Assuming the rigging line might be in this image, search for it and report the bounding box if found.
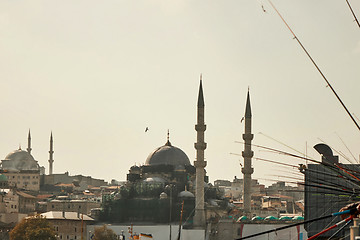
[268,174,303,181]
[235,141,321,165]
[305,167,360,187]
[254,157,299,168]
[267,0,360,132]
[258,132,309,157]
[305,174,359,192]
[328,218,353,240]
[307,216,354,240]
[302,174,355,190]
[335,163,360,181]
[240,141,359,185]
[335,132,358,163]
[299,182,356,195]
[345,0,360,28]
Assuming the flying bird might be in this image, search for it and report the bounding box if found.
[262,5,267,13]
[145,127,149,132]
[240,117,245,123]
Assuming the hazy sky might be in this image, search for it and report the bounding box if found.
[1,0,359,186]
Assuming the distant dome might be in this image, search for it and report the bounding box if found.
[145,140,190,166]
[279,216,292,220]
[237,216,248,222]
[265,216,278,221]
[178,190,195,198]
[292,216,304,220]
[2,149,39,171]
[143,177,166,183]
[160,192,168,199]
[251,216,263,221]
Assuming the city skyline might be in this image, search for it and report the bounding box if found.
[1,0,359,186]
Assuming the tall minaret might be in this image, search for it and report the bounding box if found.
[241,90,254,217]
[193,76,207,228]
[48,132,54,175]
[27,129,32,154]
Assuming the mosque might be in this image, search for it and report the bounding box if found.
[100,79,212,225]
[0,131,46,191]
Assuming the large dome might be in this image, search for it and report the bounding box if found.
[145,140,191,166]
[1,149,39,171]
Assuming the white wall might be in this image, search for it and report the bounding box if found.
[87,224,205,240]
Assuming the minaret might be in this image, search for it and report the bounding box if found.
[193,76,207,228]
[27,129,32,154]
[241,90,254,217]
[49,132,54,175]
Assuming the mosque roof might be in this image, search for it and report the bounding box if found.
[1,148,39,171]
[145,139,190,166]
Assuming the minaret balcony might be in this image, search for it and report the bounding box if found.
[242,133,254,140]
[195,124,207,131]
[241,167,254,174]
[194,142,207,150]
[242,151,254,158]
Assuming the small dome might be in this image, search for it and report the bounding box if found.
[160,192,168,199]
[129,165,140,174]
[292,216,304,220]
[264,216,278,221]
[143,177,166,183]
[251,216,263,221]
[237,216,248,222]
[178,190,195,198]
[279,216,292,220]
[145,140,190,166]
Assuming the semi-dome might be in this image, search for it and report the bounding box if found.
[145,140,190,166]
[1,148,39,171]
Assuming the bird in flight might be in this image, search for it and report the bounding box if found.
[145,127,149,132]
[262,5,267,13]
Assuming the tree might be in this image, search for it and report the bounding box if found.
[94,225,118,240]
[10,215,57,240]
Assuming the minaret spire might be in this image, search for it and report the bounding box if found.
[165,129,172,146]
[27,129,32,154]
[242,89,254,217]
[193,75,207,228]
[48,132,54,175]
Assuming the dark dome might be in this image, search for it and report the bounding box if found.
[145,140,191,166]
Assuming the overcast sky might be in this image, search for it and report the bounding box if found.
[1,0,359,186]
